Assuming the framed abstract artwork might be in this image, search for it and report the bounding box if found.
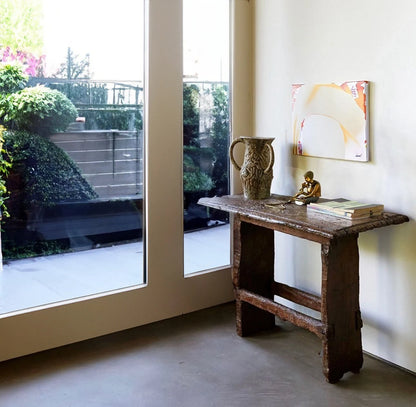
[292,81,369,161]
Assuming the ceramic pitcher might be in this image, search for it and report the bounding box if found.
[229,137,275,200]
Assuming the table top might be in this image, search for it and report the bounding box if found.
[199,194,409,242]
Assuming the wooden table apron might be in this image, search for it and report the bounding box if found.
[199,195,409,383]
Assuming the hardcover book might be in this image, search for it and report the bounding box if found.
[308,199,384,219]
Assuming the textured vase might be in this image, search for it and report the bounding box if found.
[229,137,275,200]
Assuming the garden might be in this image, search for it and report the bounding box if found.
[0,61,98,258]
[0,58,229,260]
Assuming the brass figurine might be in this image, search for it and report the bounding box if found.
[290,170,321,205]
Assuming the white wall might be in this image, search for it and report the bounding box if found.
[253,0,416,372]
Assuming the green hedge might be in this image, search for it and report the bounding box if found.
[4,129,97,206]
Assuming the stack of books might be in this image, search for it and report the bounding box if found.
[308,199,384,220]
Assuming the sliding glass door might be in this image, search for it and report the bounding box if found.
[0,0,251,362]
[183,0,231,275]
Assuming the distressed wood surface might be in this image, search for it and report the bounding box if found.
[272,281,321,312]
[237,289,329,339]
[199,194,409,243]
[233,216,275,336]
[320,234,363,383]
[199,195,409,383]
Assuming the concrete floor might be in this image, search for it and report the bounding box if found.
[0,303,415,407]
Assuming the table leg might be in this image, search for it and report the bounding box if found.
[321,234,363,383]
[234,216,275,336]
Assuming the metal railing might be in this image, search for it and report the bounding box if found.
[28,77,143,107]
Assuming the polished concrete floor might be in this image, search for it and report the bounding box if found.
[0,303,415,407]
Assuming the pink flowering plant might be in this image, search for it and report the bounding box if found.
[0,46,45,77]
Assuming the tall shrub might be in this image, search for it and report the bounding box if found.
[183,83,200,146]
[211,83,230,196]
[183,83,215,194]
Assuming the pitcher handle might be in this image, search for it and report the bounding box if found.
[229,137,244,171]
[264,142,274,174]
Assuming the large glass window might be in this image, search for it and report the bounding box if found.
[183,0,231,275]
[0,0,145,314]
[0,0,240,362]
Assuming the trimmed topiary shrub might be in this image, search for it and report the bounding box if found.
[1,129,99,258]
[3,129,98,206]
[0,85,78,135]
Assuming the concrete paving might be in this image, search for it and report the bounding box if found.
[0,225,230,315]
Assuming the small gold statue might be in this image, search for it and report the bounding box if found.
[290,170,321,205]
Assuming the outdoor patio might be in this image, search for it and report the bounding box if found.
[0,225,230,315]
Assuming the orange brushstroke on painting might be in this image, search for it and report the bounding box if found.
[339,122,361,146]
[306,83,341,105]
[340,81,367,118]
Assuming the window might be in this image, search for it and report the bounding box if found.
[183,0,231,275]
[0,0,145,314]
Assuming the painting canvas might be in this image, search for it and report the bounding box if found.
[292,81,369,161]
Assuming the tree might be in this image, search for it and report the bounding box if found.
[0,0,44,55]
[52,47,90,80]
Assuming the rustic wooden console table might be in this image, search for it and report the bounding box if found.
[198,194,409,383]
